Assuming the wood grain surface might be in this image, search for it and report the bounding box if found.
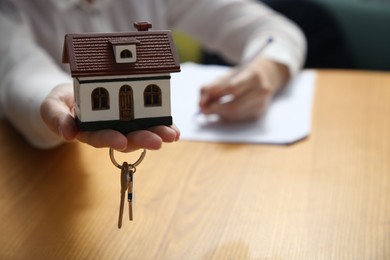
[0,70,389,259]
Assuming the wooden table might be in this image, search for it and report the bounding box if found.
[1,70,390,259]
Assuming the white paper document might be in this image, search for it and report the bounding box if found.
[171,63,317,145]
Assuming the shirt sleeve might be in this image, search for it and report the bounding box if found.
[0,3,71,149]
[166,0,306,76]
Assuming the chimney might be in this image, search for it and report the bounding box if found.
[134,22,152,31]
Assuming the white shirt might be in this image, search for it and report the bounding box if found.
[0,0,306,148]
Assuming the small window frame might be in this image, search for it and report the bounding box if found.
[144,84,162,107]
[91,87,110,110]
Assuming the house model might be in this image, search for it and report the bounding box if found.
[62,22,181,133]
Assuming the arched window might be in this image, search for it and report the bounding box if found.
[144,84,162,107]
[120,49,132,59]
[91,87,109,110]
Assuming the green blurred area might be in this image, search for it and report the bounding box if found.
[173,31,202,63]
[312,0,390,71]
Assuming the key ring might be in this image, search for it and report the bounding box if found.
[109,148,147,170]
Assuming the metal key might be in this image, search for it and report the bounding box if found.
[118,162,130,229]
[110,148,146,228]
[128,167,134,221]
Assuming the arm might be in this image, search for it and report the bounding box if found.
[0,3,179,151]
[167,0,306,121]
[0,4,71,148]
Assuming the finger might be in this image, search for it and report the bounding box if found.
[124,130,163,152]
[225,67,261,98]
[199,85,225,111]
[77,124,180,152]
[40,91,78,141]
[199,85,239,115]
[199,67,243,108]
[209,87,271,121]
[58,112,79,141]
[77,129,128,151]
[148,125,180,142]
[170,124,181,141]
[200,68,260,112]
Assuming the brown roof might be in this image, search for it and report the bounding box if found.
[63,30,181,77]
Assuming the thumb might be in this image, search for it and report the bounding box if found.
[40,84,78,141]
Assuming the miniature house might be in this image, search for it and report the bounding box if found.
[62,22,181,133]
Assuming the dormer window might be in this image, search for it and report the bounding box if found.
[120,49,133,59]
[109,38,140,63]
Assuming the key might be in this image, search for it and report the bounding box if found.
[110,148,146,228]
[118,162,129,229]
[128,169,134,221]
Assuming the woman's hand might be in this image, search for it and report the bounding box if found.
[199,57,290,121]
[40,83,180,152]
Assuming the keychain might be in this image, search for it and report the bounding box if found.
[109,148,146,228]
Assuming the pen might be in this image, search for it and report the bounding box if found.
[241,36,273,67]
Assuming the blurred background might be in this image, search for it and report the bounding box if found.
[174,0,390,71]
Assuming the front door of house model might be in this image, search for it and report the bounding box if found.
[119,85,134,121]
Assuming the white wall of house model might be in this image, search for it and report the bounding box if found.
[74,73,171,122]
